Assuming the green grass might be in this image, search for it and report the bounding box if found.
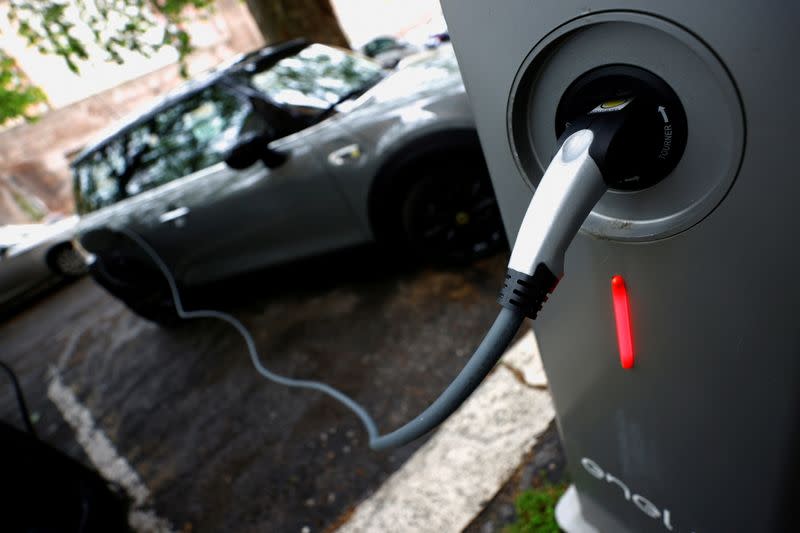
[504,483,568,533]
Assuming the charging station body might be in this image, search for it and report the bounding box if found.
[442,2,800,532]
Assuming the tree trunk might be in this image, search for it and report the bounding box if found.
[244,0,350,49]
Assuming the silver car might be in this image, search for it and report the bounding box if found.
[72,40,504,323]
[0,215,86,311]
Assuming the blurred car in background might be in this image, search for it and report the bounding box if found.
[402,12,450,51]
[424,31,450,49]
[72,39,505,324]
[0,215,86,311]
[360,36,418,68]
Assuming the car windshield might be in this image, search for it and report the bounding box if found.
[248,44,384,113]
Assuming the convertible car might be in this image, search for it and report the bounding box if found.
[72,40,505,323]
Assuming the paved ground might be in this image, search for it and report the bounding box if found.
[1,246,542,532]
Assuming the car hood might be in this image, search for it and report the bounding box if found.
[344,44,464,112]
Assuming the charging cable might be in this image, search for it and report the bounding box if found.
[120,227,522,450]
[117,95,654,450]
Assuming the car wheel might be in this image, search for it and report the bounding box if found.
[47,243,88,277]
[399,159,507,263]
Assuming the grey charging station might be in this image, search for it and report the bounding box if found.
[441,2,800,532]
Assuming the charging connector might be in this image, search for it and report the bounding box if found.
[500,95,662,319]
[500,129,605,319]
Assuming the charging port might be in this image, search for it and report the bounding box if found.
[555,65,688,191]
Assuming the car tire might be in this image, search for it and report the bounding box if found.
[394,156,507,263]
[47,243,88,277]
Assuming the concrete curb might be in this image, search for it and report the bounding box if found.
[336,329,554,533]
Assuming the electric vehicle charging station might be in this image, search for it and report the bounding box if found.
[441,2,800,532]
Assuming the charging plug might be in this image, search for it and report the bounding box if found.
[500,96,661,319]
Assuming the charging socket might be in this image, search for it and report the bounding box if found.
[507,13,744,242]
[556,65,687,192]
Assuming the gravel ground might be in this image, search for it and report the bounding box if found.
[1,246,520,532]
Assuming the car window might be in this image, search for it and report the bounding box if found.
[124,87,250,196]
[74,148,124,214]
[248,44,383,113]
[73,86,251,213]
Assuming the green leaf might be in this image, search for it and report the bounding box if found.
[0,49,48,125]
[6,0,206,75]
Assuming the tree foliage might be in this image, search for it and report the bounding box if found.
[0,49,47,125]
[0,0,350,125]
[8,0,212,74]
[1,0,212,125]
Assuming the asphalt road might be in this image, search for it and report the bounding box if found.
[0,247,511,532]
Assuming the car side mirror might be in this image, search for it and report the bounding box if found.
[224,132,288,170]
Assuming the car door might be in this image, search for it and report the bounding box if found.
[131,85,365,286]
[89,86,257,273]
[170,43,389,284]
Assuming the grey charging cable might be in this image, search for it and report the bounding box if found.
[114,98,655,450]
[119,227,524,450]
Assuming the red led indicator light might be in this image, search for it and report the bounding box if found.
[611,275,635,369]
